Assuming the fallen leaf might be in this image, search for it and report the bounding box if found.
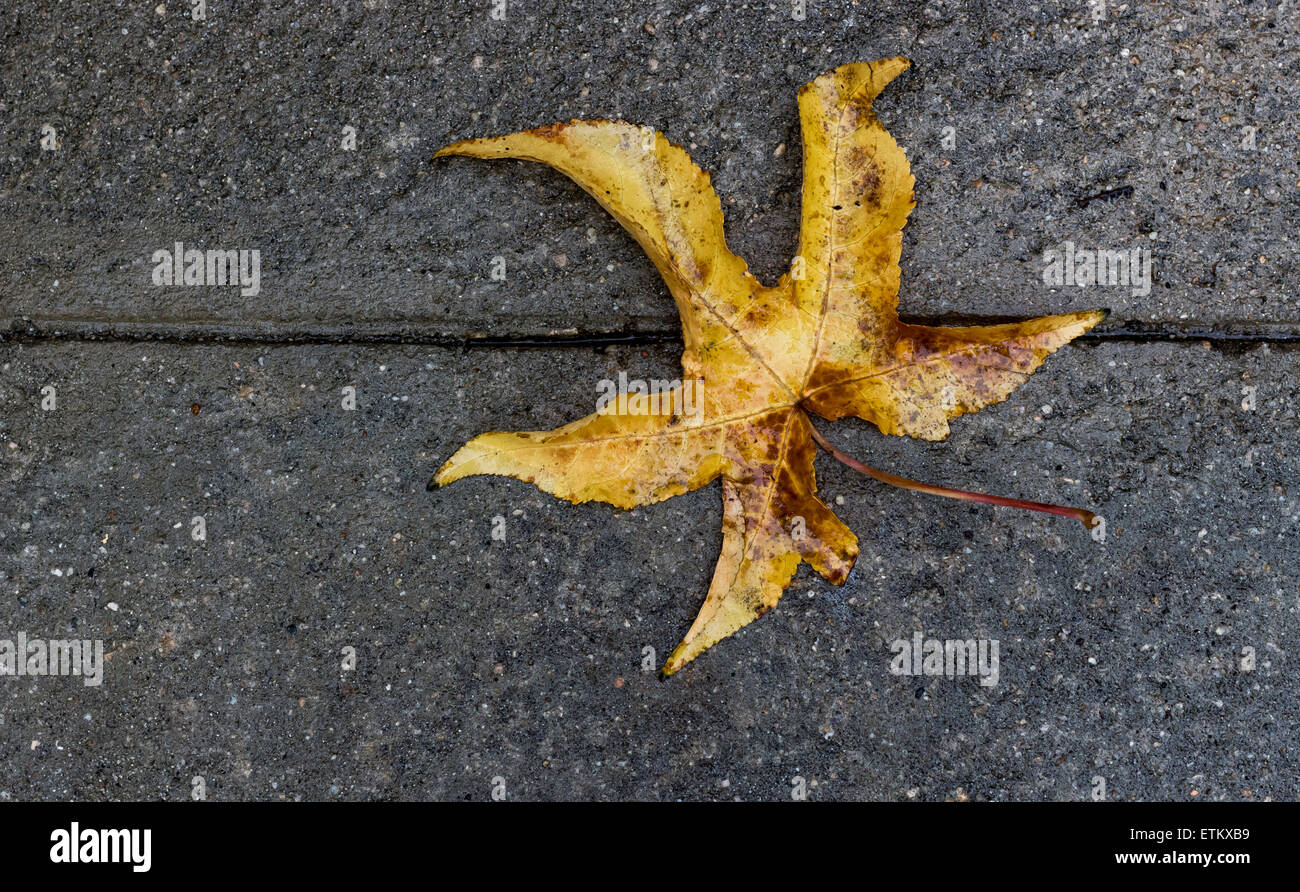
[433,58,1105,675]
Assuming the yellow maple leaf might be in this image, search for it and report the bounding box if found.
[433,58,1105,675]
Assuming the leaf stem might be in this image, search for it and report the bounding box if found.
[807,423,1097,529]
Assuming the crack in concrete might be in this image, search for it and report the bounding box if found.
[5,317,1300,349]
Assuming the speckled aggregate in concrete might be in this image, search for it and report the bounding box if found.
[1,339,1297,800]
[1,0,1298,800]
[3,0,1297,336]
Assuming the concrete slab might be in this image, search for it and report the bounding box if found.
[3,1,1297,338]
[1,338,1295,800]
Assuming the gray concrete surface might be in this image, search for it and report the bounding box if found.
[2,339,1297,800]
[2,0,1297,337]
[1,0,1298,800]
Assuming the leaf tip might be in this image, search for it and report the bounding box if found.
[433,138,485,160]
[430,455,465,489]
[1075,308,1109,335]
[660,642,693,677]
